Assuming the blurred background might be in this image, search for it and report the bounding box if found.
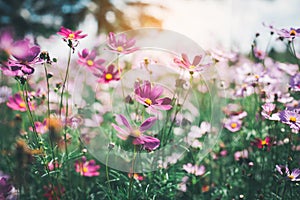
[0,0,299,52]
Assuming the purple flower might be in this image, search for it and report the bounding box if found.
[279,110,300,130]
[261,103,276,119]
[78,48,105,72]
[276,165,300,181]
[1,39,41,76]
[111,114,160,151]
[223,117,242,132]
[107,32,138,54]
[290,73,300,91]
[134,80,172,113]
[277,28,300,39]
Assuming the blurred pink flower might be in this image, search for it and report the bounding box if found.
[183,163,205,176]
[29,120,48,134]
[74,156,100,177]
[107,32,138,54]
[111,114,160,151]
[134,80,172,114]
[174,53,210,74]
[128,173,144,181]
[6,93,34,112]
[234,149,249,161]
[253,47,266,60]
[78,48,105,72]
[223,117,242,132]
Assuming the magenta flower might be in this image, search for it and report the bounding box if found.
[276,165,300,181]
[29,120,48,134]
[134,80,172,113]
[57,26,87,50]
[289,73,300,91]
[183,163,206,176]
[174,53,210,74]
[234,149,249,161]
[6,93,34,112]
[111,114,160,151]
[107,32,138,54]
[223,117,242,132]
[279,110,300,130]
[78,48,105,72]
[253,47,266,60]
[74,156,100,177]
[1,39,41,76]
[95,64,120,83]
[57,26,87,41]
[251,136,272,151]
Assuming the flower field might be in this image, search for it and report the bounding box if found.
[0,24,300,200]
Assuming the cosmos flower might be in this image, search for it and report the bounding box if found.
[289,73,300,91]
[6,93,34,112]
[183,163,206,176]
[77,48,105,72]
[29,120,48,134]
[95,64,120,83]
[279,110,300,130]
[251,136,272,151]
[277,27,300,39]
[174,53,210,74]
[261,103,276,119]
[276,165,300,182]
[234,149,249,161]
[223,117,242,132]
[74,156,100,177]
[57,26,87,50]
[1,39,41,76]
[107,32,138,54]
[134,80,172,113]
[0,171,17,200]
[111,114,160,151]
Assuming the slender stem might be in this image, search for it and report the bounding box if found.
[128,146,137,200]
[105,150,113,200]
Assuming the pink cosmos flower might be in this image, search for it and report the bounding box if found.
[261,103,276,119]
[1,38,41,76]
[223,117,242,132]
[111,114,160,151]
[95,64,120,83]
[57,26,87,41]
[107,32,138,54]
[77,48,105,72]
[174,53,210,74]
[57,26,87,50]
[183,163,206,176]
[29,120,48,134]
[276,165,300,181]
[134,80,172,113]
[277,27,300,39]
[6,93,34,112]
[251,136,272,151]
[74,156,100,177]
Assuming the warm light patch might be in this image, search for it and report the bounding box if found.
[289,116,297,123]
[131,129,141,137]
[68,33,75,39]
[105,73,113,80]
[144,98,152,106]
[87,60,94,66]
[117,46,123,52]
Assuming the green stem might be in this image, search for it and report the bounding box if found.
[105,150,113,200]
[128,146,137,200]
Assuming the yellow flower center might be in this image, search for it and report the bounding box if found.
[254,74,259,79]
[230,122,237,129]
[117,46,123,52]
[144,58,150,65]
[144,98,152,106]
[261,140,267,146]
[289,116,297,123]
[189,65,195,69]
[131,129,141,137]
[105,73,113,80]
[82,167,88,173]
[68,33,75,39]
[19,102,26,108]
[290,29,297,36]
[288,175,294,180]
[87,60,94,66]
